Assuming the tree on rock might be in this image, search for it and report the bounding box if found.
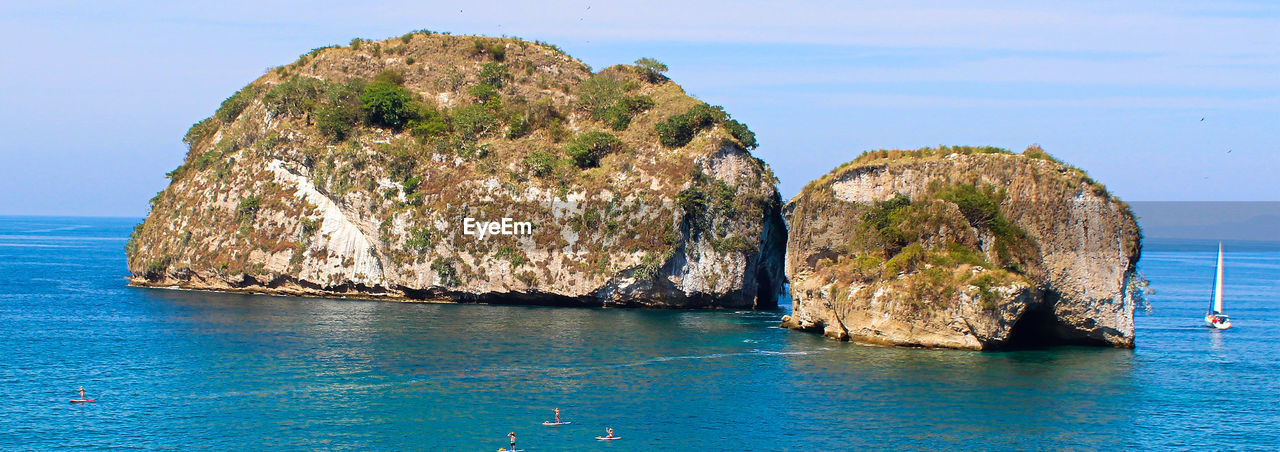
[361,70,418,129]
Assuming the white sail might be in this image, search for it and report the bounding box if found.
[1213,242,1225,314]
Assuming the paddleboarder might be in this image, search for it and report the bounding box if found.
[508,431,517,451]
[554,407,561,423]
[77,386,85,399]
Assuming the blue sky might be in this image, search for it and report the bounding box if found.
[2,1,1276,216]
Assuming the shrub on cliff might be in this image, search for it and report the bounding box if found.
[467,83,500,105]
[471,39,506,61]
[183,117,218,149]
[215,85,259,123]
[264,77,325,118]
[883,242,927,278]
[315,78,366,141]
[576,75,624,118]
[849,182,1033,278]
[656,103,757,149]
[506,114,532,139]
[567,75,657,131]
[862,194,914,255]
[937,184,1001,229]
[602,95,655,131]
[361,70,419,129]
[431,257,459,286]
[1021,144,1063,164]
[372,68,404,86]
[478,63,509,88]
[935,184,1032,269]
[656,114,696,147]
[523,150,561,177]
[452,105,497,140]
[236,195,261,222]
[525,98,564,129]
[316,105,360,141]
[676,169,741,232]
[408,105,448,139]
[656,104,723,147]
[565,131,622,168]
[722,118,757,149]
[634,57,669,83]
[676,187,708,224]
[633,251,664,280]
[405,226,433,252]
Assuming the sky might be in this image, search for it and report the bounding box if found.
[1,1,1277,217]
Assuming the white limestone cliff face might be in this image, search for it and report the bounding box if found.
[267,160,383,284]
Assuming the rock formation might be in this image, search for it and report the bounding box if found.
[127,32,785,308]
[781,146,1142,349]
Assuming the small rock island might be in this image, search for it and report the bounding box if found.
[126,32,786,308]
[781,146,1142,349]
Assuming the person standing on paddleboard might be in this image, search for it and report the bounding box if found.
[508,432,517,451]
[554,407,561,423]
[605,427,615,438]
[77,386,85,399]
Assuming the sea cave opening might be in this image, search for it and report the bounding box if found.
[754,269,777,309]
[1000,293,1114,349]
[1002,303,1066,350]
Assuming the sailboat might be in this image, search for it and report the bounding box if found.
[1204,242,1232,330]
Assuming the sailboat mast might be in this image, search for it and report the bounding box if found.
[1213,242,1225,314]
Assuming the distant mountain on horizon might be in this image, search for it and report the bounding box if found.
[1130,202,1280,243]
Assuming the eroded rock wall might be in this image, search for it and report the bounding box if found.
[782,149,1141,349]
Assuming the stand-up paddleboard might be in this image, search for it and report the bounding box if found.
[497,449,524,452]
[542,421,572,426]
[69,399,96,403]
[595,436,621,441]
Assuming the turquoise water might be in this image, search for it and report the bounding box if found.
[1,217,1277,449]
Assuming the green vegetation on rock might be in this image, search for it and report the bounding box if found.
[633,57,669,83]
[315,79,366,141]
[215,85,258,123]
[183,117,218,150]
[236,195,260,222]
[361,70,419,129]
[565,131,622,168]
[840,180,1032,291]
[264,76,325,118]
[656,103,756,149]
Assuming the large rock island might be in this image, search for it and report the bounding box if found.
[127,32,786,308]
[781,146,1142,349]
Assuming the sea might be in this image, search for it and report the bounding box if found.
[1,216,1277,450]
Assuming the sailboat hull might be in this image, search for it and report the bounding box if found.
[1205,313,1232,330]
